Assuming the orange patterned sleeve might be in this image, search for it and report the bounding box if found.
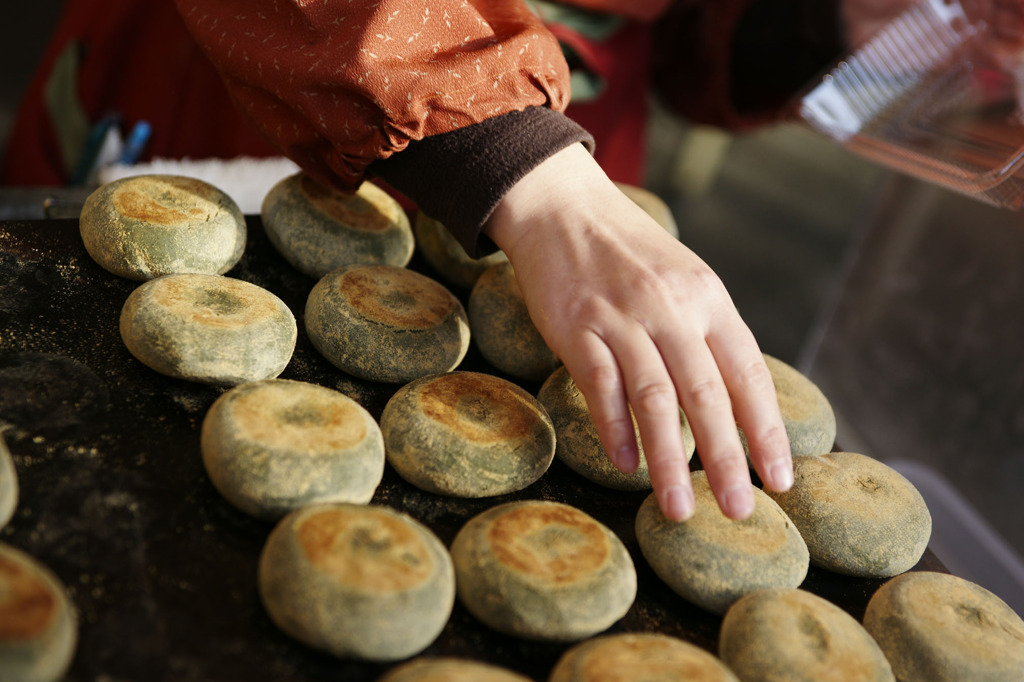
[174,0,572,191]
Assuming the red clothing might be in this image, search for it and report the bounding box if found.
[1,0,846,238]
[1,0,775,189]
[2,0,847,254]
[173,0,573,191]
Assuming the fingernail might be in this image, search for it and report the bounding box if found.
[663,486,695,521]
[611,444,638,474]
[767,460,794,491]
[722,486,754,520]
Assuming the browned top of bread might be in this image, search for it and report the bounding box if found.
[295,505,436,592]
[551,633,739,682]
[486,502,611,583]
[225,380,369,452]
[337,265,456,329]
[299,174,398,232]
[110,176,230,226]
[80,174,246,281]
[145,274,282,328]
[379,657,532,682]
[0,547,60,640]
[451,499,636,640]
[416,372,537,444]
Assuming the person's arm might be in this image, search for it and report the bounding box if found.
[371,109,793,521]
[173,0,572,193]
[368,106,594,257]
[178,0,794,520]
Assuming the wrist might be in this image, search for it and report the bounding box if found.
[485,143,613,259]
[370,107,594,258]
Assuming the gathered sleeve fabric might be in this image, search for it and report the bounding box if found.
[173,0,573,192]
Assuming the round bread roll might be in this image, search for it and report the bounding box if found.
[764,452,931,578]
[741,354,836,458]
[0,543,77,682]
[451,500,636,641]
[378,657,532,682]
[79,174,246,281]
[549,632,739,682]
[258,502,455,662]
[537,366,695,491]
[635,471,809,615]
[305,264,470,383]
[413,211,508,290]
[261,173,414,278]
[120,273,297,385]
[468,262,561,382]
[200,379,385,520]
[0,431,17,530]
[614,182,680,239]
[380,371,555,497]
[863,571,1024,682]
[719,588,895,682]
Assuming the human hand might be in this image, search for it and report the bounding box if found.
[484,144,793,521]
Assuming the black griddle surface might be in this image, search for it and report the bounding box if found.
[0,217,945,681]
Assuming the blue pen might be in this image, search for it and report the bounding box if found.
[119,120,152,165]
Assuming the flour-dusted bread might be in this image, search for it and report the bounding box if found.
[468,262,561,382]
[741,354,836,458]
[764,452,931,578]
[614,182,680,239]
[79,174,246,281]
[0,431,16,530]
[635,471,809,615]
[380,371,554,497]
[305,264,470,383]
[537,366,695,491]
[863,571,1024,681]
[413,211,508,290]
[120,273,297,385]
[261,173,414,278]
[200,379,385,520]
[378,657,532,682]
[0,543,77,682]
[719,588,895,682]
[451,500,636,641]
[258,503,455,662]
[549,632,739,682]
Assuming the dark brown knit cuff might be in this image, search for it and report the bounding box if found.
[369,106,595,258]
